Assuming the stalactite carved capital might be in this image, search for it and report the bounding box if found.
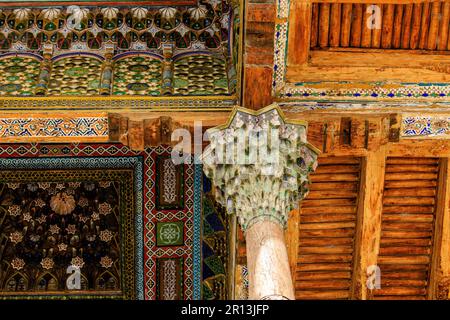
[202,104,320,231]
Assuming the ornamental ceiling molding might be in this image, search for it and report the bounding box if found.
[0,96,235,110]
[0,1,198,7]
[0,3,231,53]
[0,112,109,142]
[273,0,450,103]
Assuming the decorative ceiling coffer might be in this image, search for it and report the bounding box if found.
[202,104,320,299]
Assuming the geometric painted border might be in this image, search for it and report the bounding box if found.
[0,114,108,142]
[401,115,450,138]
[0,143,202,300]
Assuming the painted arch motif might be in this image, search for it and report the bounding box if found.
[0,55,40,96]
[112,55,163,95]
[173,54,229,95]
[47,55,103,95]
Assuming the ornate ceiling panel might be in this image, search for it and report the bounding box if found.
[0,0,241,106]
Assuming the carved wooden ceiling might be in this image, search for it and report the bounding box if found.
[311,2,449,50]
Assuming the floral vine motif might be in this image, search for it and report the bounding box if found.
[6,183,20,190]
[9,231,23,244]
[99,230,114,242]
[11,258,25,270]
[40,257,55,270]
[34,198,46,208]
[23,212,33,222]
[8,205,21,217]
[49,224,61,235]
[66,224,77,235]
[38,182,51,190]
[98,202,112,215]
[78,197,89,208]
[100,256,113,268]
[71,256,85,269]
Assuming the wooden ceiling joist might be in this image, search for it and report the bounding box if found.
[311,1,450,50]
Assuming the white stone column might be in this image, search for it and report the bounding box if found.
[202,104,319,300]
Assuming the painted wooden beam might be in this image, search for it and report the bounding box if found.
[428,158,450,299]
[351,148,386,299]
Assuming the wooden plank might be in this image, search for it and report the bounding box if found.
[418,1,431,49]
[311,3,320,48]
[382,197,435,206]
[351,150,386,299]
[304,190,358,199]
[410,3,423,49]
[329,3,342,47]
[297,263,352,272]
[381,4,395,48]
[286,209,300,285]
[384,172,437,180]
[427,1,441,50]
[300,205,357,215]
[385,165,438,173]
[381,238,432,246]
[310,182,358,191]
[350,4,363,47]
[296,271,351,280]
[361,4,373,47]
[371,3,383,48]
[317,157,361,165]
[300,229,355,238]
[377,256,430,264]
[243,66,273,109]
[300,213,356,223]
[296,280,351,290]
[319,3,331,47]
[288,1,311,65]
[382,230,432,238]
[383,188,436,197]
[392,4,403,48]
[401,3,413,48]
[384,180,437,189]
[299,237,354,246]
[382,213,434,223]
[299,222,356,230]
[379,246,431,255]
[428,159,450,299]
[310,173,359,182]
[438,1,450,50]
[295,290,349,299]
[340,3,353,47]
[386,158,438,165]
[302,198,357,207]
[298,255,352,264]
[374,287,427,296]
[315,164,360,173]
